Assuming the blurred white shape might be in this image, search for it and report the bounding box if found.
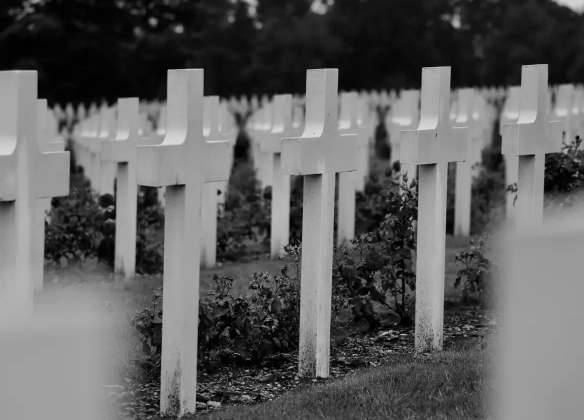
[0,293,108,420]
[497,206,584,420]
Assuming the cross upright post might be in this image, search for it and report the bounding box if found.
[101,98,140,281]
[33,100,67,291]
[257,99,275,188]
[136,69,230,417]
[96,106,117,195]
[337,91,359,244]
[282,69,358,377]
[500,86,521,221]
[570,88,583,139]
[555,84,574,144]
[0,71,69,319]
[259,94,299,258]
[201,95,231,268]
[355,93,371,192]
[390,90,420,181]
[453,88,475,237]
[502,65,562,230]
[400,67,468,353]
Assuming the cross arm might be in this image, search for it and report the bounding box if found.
[102,138,134,163]
[281,135,328,176]
[102,98,139,163]
[0,154,16,201]
[331,134,359,173]
[202,140,231,183]
[401,126,468,165]
[137,141,187,188]
[502,120,562,156]
[35,151,70,199]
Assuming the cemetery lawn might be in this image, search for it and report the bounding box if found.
[199,337,492,420]
[37,235,490,419]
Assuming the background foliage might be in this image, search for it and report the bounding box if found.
[1,0,583,106]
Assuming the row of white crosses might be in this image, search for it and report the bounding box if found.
[70,93,237,272]
[117,68,359,416]
[258,94,301,257]
[143,64,561,415]
[0,65,564,417]
[553,83,584,142]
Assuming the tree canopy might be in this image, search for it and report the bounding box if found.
[0,0,582,105]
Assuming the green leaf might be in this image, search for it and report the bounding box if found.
[273,337,281,348]
[271,299,282,315]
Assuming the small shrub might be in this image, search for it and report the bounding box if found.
[45,186,114,267]
[218,161,271,260]
[46,180,165,274]
[454,233,497,308]
[543,136,584,212]
[133,247,304,368]
[336,175,418,328]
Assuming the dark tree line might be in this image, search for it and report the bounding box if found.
[0,0,582,106]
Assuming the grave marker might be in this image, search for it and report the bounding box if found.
[389,90,420,181]
[136,69,230,416]
[500,87,521,221]
[259,94,297,258]
[96,106,117,195]
[570,87,583,139]
[201,96,231,267]
[33,100,66,291]
[0,71,69,318]
[281,69,358,377]
[452,88,475,236]
[101,98,140,281]
[501,65,562,230]
[337,91,359,244]
[554,84,574,143]
[400,67,467,352]
[355,94,371,192]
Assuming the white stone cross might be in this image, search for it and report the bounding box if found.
[96,106,117,195]
[555,84,574,143]
[256,99,275,188]
[136,69,230,417]
[337,91,360,244]
[502,65,562,230]
[390,90,420,181]
[33,100,67,291]
[259,93,298,258]
[570,87,583,139]
[500,86,521,221]
[453,88,476,237]
[101,98,140,281]
[355,94,371,192]
[75,114,98,186]
[201,95,232,268]
[0,71,69,318]
[400,67,468,353]
[282,69,358,377]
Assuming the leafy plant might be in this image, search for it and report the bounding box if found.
[218,161,271,261]
[133,246,304,369]
[336,174,418,328]
[45,186,115,267]
[454,233,496,308]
